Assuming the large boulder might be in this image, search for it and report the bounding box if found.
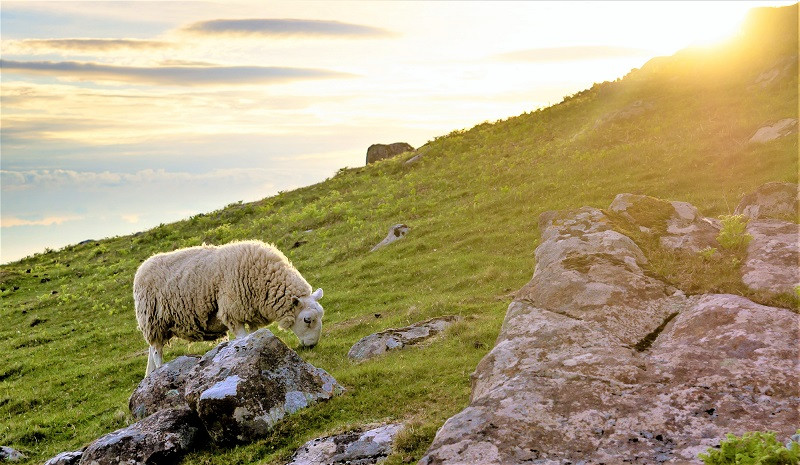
[348,316,459,361]
[287,423,404,465]
[734,182,798,221]
[183,329,344,444]
[420,200,800,464]
[366,143,414,165]
[129,355,200,419]
[79,407,203,465]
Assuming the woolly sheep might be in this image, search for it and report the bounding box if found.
[133,240,324,377]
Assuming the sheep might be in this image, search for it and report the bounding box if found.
[133,240,324,377]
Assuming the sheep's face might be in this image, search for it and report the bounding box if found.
[290,288,324,348]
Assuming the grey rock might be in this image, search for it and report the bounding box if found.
[183,329,343,444]
[43,450,83,465]
[370,224,410,252]
[609,193,720,253]
[0,446,26,462]
[749,118,797,143]
[742,219,800,294]
[366,143,414,164]
[348,316,459,361]
[734,182,798,221]
[79,407,203,465]
[287,423,404,465]
[421,202,800,465]
[129,355,200,419]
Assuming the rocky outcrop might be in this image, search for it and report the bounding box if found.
[371,224,410,252]
[366,143,414,165]
[609,193,720,253]
[129,355,199,419]
[43,450,83,465]
[348,316,460,362]
[734,181,798,221]
[287,423,404,465]
[79,407,203,465]
[748,118,798,143]
[0,446,26,462]
[420,188,799,464]
[184,329,344,444]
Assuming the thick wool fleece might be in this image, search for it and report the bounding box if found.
[133,240,312,346]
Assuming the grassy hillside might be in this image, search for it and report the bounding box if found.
[1,5,797,464]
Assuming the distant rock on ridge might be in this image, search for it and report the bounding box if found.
[420,184,799,465]
[366,143,414,165]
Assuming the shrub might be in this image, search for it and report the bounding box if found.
[717,214,753,250]
[699,431,800,465]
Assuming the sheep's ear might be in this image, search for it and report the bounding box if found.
[311,288,323,301]
[277,314,295,330]
[291,296,300,307]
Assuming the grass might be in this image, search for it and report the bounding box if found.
[1,6,798,464]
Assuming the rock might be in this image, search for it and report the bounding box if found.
[609,193,720,253]
[79,407,203,465]
[348,316,459,361]
[370,224,410,252]
[43,450,83,465]
[129,355,200,420]
[287,423,404,465]
[77,239,95,245]
[366,143,414,164]
[420,203,800,465]
[741,219,800,294]
[0,446,26,462]
[734,182,798,221]
[183,329,343,444]
[748,118,797,143]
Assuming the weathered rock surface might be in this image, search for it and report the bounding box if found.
[366,143,414,164]
[0,446,26,462]
[79,407,203,465]
[371,224,410,252]
[609,193,720,253]
[348,316,459,361]
[287,423,404,465]
[183,329,343,444]
[43,450,83,465]
[748,118,798,143]
[420,195,800,465]
[734,181,798,221]
[742,219,800,294]
[129,355,200,419]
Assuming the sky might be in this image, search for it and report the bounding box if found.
[1,1,794,263]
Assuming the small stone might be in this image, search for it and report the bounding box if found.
[348,316,460,361]
[370,224,410,252]
[0,446,26,462]
[43,449,83,465]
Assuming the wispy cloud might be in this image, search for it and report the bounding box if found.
[493,46,652,62]
[1,215,84,228]
[182,18,395,38]
[4,38,175,54]
[0,59,356,86]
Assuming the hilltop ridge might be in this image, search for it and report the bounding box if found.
[1,4,798,464]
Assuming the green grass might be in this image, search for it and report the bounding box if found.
[1,7,798,464]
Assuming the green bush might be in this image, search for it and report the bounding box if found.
[717,214,753,250]
[699,431,800,465]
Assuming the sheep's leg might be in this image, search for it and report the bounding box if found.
[232,323,249,339]
[146,343,163,376]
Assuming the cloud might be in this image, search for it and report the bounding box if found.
[182,18,395,38]
[0,59,356,86]
[1,168,279,191]
[4,38,175,54]
[493,46,652,62]
[2,215,84,228]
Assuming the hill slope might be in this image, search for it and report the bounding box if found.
[1,4,797,464]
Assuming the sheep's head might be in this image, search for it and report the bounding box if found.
[280,288,324,348]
